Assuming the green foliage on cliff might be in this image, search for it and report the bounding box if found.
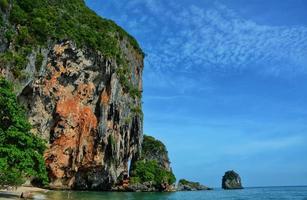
[116,63,142,99]
[130,160,176,186]
[0,51,28,78]
[130,104,143,116]
[223,170,239,180]
[0,77,48,187]
[130,135,176,188]
[178,179,202,188]
[8,0,143,55]
[1,0,144,83]
[142,135,167,158]
[35,53,43,72]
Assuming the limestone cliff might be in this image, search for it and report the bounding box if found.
[1,0,144,190]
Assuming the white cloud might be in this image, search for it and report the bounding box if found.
[136,2,306,69]
[92,0,307,90]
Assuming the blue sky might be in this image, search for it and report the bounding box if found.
[85,0,307,187]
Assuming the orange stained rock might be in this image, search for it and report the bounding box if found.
[79,106,98,132]
[54,43,68,56]
[44,63,67,94]
[48,162,65,178]
[45,94,99,179]
[100,88,110,106]
[44,75,58,94]
[56,97,80,120]
[77,107,97,164]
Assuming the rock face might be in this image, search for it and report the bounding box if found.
[177,179,212,191]
[222,170,243,190]
[19,41,143,190]
[1,0,144,191]
[1,0,147,191]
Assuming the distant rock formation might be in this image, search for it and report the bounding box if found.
[222,170,243,190]
[177,179,212,191]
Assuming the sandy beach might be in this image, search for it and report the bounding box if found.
[0,186,49,199]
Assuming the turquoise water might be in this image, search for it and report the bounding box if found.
[41,186,307,200]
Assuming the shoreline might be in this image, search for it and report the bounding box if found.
[1,185,306,199]
[0,186,49,199]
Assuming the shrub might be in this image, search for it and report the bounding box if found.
[130,160,176,186]
[0,52,27,78]
[4,28,15,42]
[15,26,33,48]
[35,53,44,72]
[0,0,9,12]
[9,4,28,25]
[129,135,176,189]
[131,105,142,116]
[0,78,48,187]
[142,135,167,158]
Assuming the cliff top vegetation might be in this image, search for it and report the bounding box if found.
[0,0,143,78]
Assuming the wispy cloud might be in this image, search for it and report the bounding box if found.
[96,0,307,79]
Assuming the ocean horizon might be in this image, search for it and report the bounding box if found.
[16,186,306,200]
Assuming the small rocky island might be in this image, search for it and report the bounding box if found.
[177,179,212,191]
[222,170,243,190]
[112,135,176,192]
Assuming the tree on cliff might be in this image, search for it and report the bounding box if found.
[0,77,48,187]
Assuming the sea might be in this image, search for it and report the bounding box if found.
[29,186,307,200]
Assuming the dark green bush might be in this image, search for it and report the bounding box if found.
[15,26,31,46]
[0,78,48,187]
[4,28,15,42]
[17,0,43,12]
[130,160,176,186]
[35,53,44,72]
[142,135,167,158]
[9,4,28,25]
[0,52,28,78]
[129,135,176,188]
[31,17,52,41]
